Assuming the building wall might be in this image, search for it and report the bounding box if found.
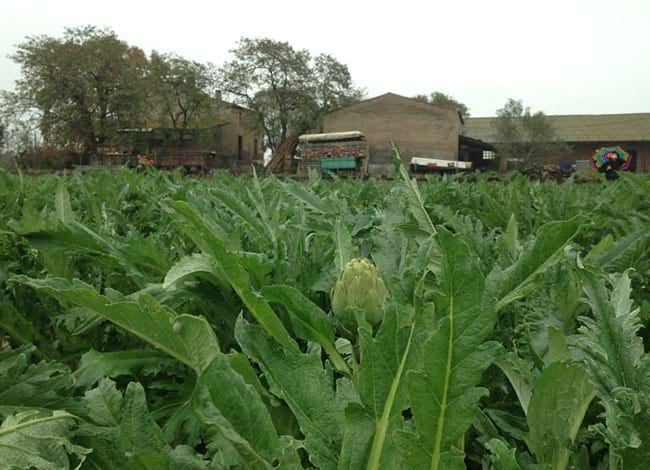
[544,141,650,173]
[142,104,262,163]
[322,94,462,175]
[217,106,263,162]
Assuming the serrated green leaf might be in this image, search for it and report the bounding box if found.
[588,230,649,272]
[497,214,519,268]
[236,316,346,470]
[279,179,331,215]
[82,378,123,427]
[338,403,377,470]
[495,352,534,415]
[262,284,348,374]
[166,200,296,351]
[127,448,171,470]
[120,382,169,453]
[55,180,74,224]
[488,217,582,312]
[12,276,219,374]
[225,352,273,403]
[0,347,74,416]
[545,328,570,365]
[526,361,595,470]
[212,187,269,241]
[395,228,498,470]
[0,304,51,356]
[0,410,89,470]
[485,409,529,442]
[391,144,436,235]
[191,355,282,469]
[586,234,614,260]
[342,302,428,470]
[486,438,522,470]
[77,381,170,469]
[74,349,183,389]
[163,253,228,291]
[574,270,650,462]
[335,219,355,271]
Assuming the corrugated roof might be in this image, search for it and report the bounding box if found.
[464,113,650,143]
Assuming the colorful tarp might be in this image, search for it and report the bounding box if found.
[591,146,632,170]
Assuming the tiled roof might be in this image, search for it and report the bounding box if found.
[464,113,650,143]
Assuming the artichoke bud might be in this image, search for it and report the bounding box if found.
[331,258,388,330]
[172,319,184,335]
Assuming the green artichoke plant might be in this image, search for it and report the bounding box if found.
[331,258,388,331]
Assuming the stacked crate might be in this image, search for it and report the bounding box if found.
[300,140,368,160]
[297,132,369,177]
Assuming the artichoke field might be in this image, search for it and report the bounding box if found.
[1,150,650,469]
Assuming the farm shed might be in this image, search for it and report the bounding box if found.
[107,127,227,172]
[296,131,369,176]
[459,135,497,170]
[99,101,263,174]
[214,102,263,165]
[322,93,466,175]
[464,113,650,172]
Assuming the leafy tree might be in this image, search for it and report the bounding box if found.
[147,52,219,141]
[218,38,363,151]
[0,92,41,158]
[493,99,571,171]
[412,91,470,117]
[9,26,148,156]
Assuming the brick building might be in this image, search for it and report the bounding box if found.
[111,101,263,173]
[464,113,650,172]
[321,93,493,175]
[319,92,650,175]
[213,103,263,163]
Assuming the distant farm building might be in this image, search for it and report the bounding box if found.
[464,113,650,173]
[98,102,263,173]
[281,92,649,176]
[320,93,494,175]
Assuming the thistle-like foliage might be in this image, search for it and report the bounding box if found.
[3,167,650,468]
[0,410,89,469]
[395,228,498,469]
[574,270,650,464]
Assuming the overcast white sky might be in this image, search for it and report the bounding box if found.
[1,0,648,117]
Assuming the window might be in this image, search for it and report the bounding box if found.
[254,139,258,159]
[238,136,243,160]
[483,150,496,160]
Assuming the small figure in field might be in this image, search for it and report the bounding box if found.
[600,152,620,181]
[592,147,630,181]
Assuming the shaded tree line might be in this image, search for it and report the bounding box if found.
[1,26,568,170]
[412,91,470,118]
[1,27,364,157]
